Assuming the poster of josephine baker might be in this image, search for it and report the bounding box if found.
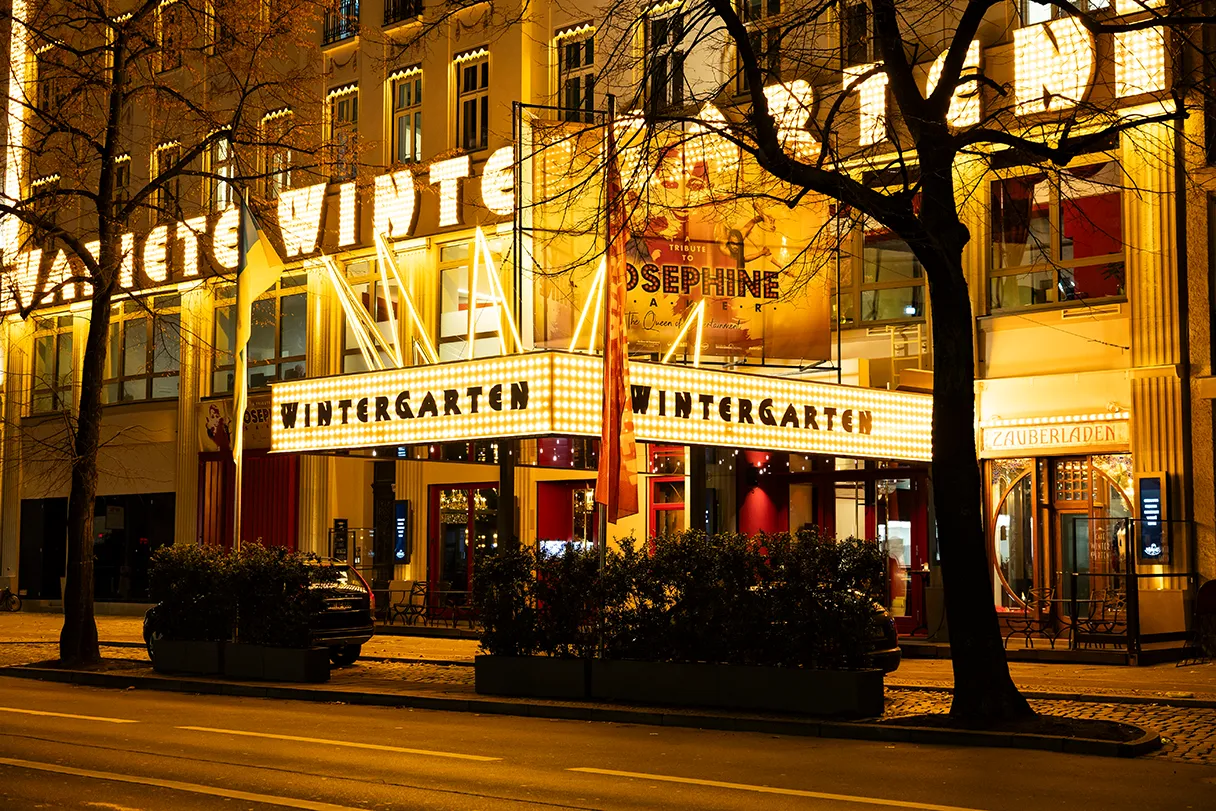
[527,115,832,363]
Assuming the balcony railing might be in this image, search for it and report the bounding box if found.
[323,1,359,45]
[384,0,422,25]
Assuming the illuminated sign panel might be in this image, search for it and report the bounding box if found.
[271,352,933,461]
[980,413,1129,456]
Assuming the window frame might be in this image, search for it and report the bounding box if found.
[30,315,74,415]
[340,258,403,373]
[157,2,184,73]
[152,142,182,222]
[436,237,507,360]
[555,28,595,124]
[455,50,490,152]
[328,86,360,181]
[262,109,293,198]
[987,158,1127,313]
[841,0,876,68]
[645,11,686,114]
[390,68,423,165]
[833,207,927,327]
[102,295,183,405]
[208,139,235,212]
[211,274,309,396]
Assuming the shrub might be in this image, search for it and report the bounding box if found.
[149,543,237,642]
[233,544,326,648]
[477,529,886,671]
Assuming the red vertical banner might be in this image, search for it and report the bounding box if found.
[596,137,639,523]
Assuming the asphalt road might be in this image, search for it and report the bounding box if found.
[0,678,1213,811]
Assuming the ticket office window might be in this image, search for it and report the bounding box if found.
[212,274,307,395]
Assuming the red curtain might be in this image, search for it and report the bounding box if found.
[198,452,299,549]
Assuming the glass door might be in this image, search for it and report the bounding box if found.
[430,484,497,613]
[875,475,928,633]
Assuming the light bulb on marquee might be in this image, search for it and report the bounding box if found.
[1114,27,1165,98]
[430,155,470,227]
[926,40,982,128]
[373,170,418,239]
[143,224,169,282]
[480,146,514,215]
[1014,17,1095,115]
[211,206,240,270]
[843,64,888,147]
[762,81,819,160]
[277,183,326,256]
[338,182,358,247]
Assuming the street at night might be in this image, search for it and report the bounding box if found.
[0,676,1213,810]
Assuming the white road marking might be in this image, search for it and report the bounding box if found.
[176,725,501,761]
[0,706,138,724]
[0,755,368,811]
[568,767,990,811]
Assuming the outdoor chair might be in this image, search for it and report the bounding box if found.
[390,580,429,626]
[1004,587,1056,649]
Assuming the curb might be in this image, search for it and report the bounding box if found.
[887,682,1216,710]
[0,665,1160,758]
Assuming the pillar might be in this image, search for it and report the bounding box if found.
[298,260,334,555]
[173,286,207,546]
[0,320,29,590]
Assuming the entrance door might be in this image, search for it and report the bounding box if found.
[875,476,928,634]
[429,484,498,610]
[1059,511,1091,602]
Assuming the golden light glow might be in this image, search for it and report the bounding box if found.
[1115,0,1164,12]
[277,182,326,256]
[660,300,706,367]
[1114,28,1166,98]
[453,47,489,64]
[1014,18,1094,115]
[980,411,1130,428]
[926,40,982,128]
[177,215,206,277]
[121,232,135,288]
[48,248,73,301]
[143,224,169,282]
[211,205,240,269]
[338,181,357,247]
[271,352,934,462]
[480,146,515,215]
[11,248,41,310]
[324,254,381,371]
[326,83,358,100]
[2,0,29,257]
[762,81,819,160]
[373,231,439,365]
[30,174,60,188]
[567,259,605,353]
[843,64,888,147]
[473,226,524,353]
[430,155,470,227]
[687,104,739,179]
[374,170,417,240]
[554,23,594,41]
[386,66,421,83]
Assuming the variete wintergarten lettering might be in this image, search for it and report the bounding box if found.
[629,384,873,434]
[279,381,531,430]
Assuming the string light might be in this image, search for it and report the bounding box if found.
[1014,17,1094,115]
[47,248,73,301]
[277,182,326,256]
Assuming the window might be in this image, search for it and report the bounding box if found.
[455,51,489,151]
[842,1,874,67]
[324,0,359,44]
[28,175,60,244]
[384,0,422,25]
[834,212,926,325]
[737,0,781,93]
[557,31,595,123]
[158,2,184,72]
[341,259,401,372]
[989,161,1125,311]
[212,274,307,395]
[35,50,67,113]
[152,143,181,221]
[262,110,293,198]
[647,445,686,537]
[31,316,73,414]
[646,13,685,113]
[208,140,234,212]
[437,238,506,360]
[209,0,237,54]
[328,87,359,180]
[114,156,131,222]
[391,70,422,164]
[103,296,181,404]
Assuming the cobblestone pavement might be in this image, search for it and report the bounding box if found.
[884,688,1216,766]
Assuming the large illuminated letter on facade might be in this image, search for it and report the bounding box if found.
[121,233,135,288]
[177,215,206,277]
[374,170,418,240]
[2,0,28,258]
[212,206,240,270]
[688,104,740,179]
[430,155,470,227]
[47,249,73,301]
[12,249,41,310]
[1014,17,1094,115]
[843,64,889,147]
[480,147,514,216]
[762,81,819,160]
[143,224,169,282]
[277,182,326,257]
[1114,28,1165,98]
[926,40,982,128]
[338,181,358,247]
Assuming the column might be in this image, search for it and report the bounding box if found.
[0,320,28,590]
[173,286,208,546]
[297,260,334,555]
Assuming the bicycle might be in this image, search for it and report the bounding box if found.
[0,586,20,612]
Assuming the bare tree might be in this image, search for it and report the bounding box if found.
[528,0,1207,721]
[0,0,325,664]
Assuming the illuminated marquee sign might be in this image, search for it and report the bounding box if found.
[270,352,933,462]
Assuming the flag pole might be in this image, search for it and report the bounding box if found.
[232,189,247,553]
[598,93,615,573]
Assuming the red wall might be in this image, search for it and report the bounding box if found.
[737,451,788,535]
[198,452,299,549]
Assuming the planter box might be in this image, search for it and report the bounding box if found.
[151,639,223,676]
[590,659,884,718]
[474,655,589,699]
[224,643,330,683]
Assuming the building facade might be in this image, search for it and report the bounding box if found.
[0,0,1207,649]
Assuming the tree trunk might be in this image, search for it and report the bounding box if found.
[925,257,1033,721]
[58,279,115,665]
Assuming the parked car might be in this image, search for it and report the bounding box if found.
[866,601,901,673]
[143,560,375,668]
